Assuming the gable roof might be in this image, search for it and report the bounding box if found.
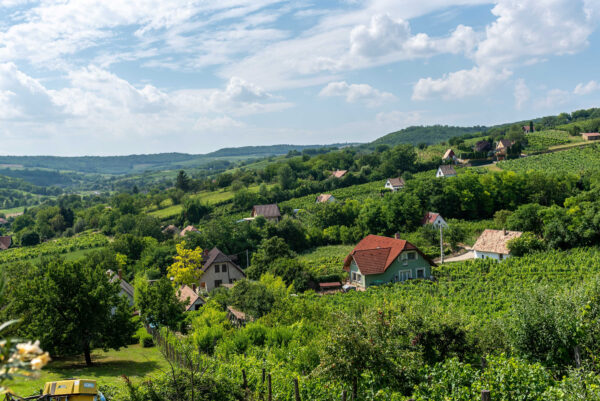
[422,212,441,225]
[252,204,281,218]
[331,169,347,178]
[497,139,513,149]
[106,269,134,299]
[443,149,455,159]
[387,177,405,187]
[178,285,205,311]
[473,229,523,255]
[162,224,181,235]
[180,225,199,236]
[316,194,334,203]
[202,247,245,276]
[582,132,600,138]
[474,140,491,152]
[0,236,11,250]
[438,165,457,176]
[343,235,435,275]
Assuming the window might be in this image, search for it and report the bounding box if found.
[214,265,220,273]
[499,254,503,261]
[356,273,362,282]
[407,252,417,260]
[222,264,228,273]
[399,270,411,281]
[200,282,206,288]
[416,268,425,279]
[214,280,222,288]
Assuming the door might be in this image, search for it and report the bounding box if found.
[399,270,411,282]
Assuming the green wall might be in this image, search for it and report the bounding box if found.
[349,251,432,287]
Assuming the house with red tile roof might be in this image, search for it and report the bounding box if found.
[178,285,205,311]
[343,234,435,288]
[582,132,600,141]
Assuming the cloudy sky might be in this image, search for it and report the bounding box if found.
[0,0,599,156]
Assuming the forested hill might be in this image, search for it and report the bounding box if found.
[368,125,487,147]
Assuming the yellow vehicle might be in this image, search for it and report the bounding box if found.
[5,379,105,401]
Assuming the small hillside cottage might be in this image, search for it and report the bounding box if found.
[330,170,347,179]
[0,236,11,250]
[180,225,199,237]
[436,165,457,178]
[473,229,523,261]
[422,212,448,229]
[316,194,336,203]
[251,204,281,222]
[496,139,514,154]
[385,177,405,191]
[343,235,435,288]
[582,133,600,141]
[178,285,205,311]
[199,247,246,292]
[442,149,456,161]
[106,269,135,307]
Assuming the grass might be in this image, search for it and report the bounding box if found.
[5,344,170,396]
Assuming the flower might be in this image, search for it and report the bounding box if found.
[16,341,42,356]
[30,353,51,370]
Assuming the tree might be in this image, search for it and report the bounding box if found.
[507,232,546,256]
[176,170,191,192]
[277,164,296,190]
[19,230,40,246]
[2,257,136,366]
[168,241,204,287]
[134,276,186,331]
[247,237,293,279]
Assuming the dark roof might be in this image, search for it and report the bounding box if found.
[343,235,435,275]
[202,247,245,276]
[252,204,281,218]
[162,224,180,235]
[0,236,11,250]
[387,177,405,187]
[443,149,455,159]
[474,140,491,152]
[438,165,457,176]
[106,269,134,298]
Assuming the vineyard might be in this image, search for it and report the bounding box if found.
[497,144,600,173]
[524,130,573,151]
[280,180,386,210]
[0,233,109,265]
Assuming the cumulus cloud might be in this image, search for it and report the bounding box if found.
[412,67,512,100]
[319,81,395,107]
[574,80,600,95]
[514,79,530,110]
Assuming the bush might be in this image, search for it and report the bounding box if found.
[135,327,154,348]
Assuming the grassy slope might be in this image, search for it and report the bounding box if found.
[5,345,169,396]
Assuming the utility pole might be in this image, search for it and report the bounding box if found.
[246,249,249,268]
[440,224,444,264]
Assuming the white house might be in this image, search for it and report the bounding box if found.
[472,229,523,261]
[422,212,448,229]
[198,247,246,292]
[385,177,405,192]
[436,165,457,178]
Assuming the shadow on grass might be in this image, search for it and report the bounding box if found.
[46,359,163,379]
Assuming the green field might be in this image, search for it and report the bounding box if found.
[498,144,600,173]
[5,345,169,396]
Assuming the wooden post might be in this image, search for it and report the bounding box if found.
[294,377,301,401]
[268,374,272,401]
[341,390,347,401]
[481,356,487,370]
[242,369,248,390]
[351,376,357,401]
[262,368,266,384]
[481,390,491,401]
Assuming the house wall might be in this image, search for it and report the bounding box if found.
[350,251,432,288]
[200,261,246,292]
[473,250,510,261]
[433,216,448,229]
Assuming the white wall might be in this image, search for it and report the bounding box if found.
[474,250,511,261]
[200,261,246,292]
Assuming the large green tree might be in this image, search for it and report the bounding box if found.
[134,276,186,331]
[2,257,136,366]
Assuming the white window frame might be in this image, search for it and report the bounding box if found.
[406,251,417,260]
[416,268,426,279]
[398,270,411,282]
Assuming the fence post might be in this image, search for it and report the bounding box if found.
[481,356,487,370]
[242,369,248,390]
[341,390,347,401]
[268,374,272,401]
[294,377,301,401]
[481,390,491,401]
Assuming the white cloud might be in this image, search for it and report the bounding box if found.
[194,115,244,131]
[319,81,395,107]
[514,79,530,110]
[350,14,411,58]
[535,88,570,109]
[375,110,425,127]
[412,67,512,100]
[574,80,600,95]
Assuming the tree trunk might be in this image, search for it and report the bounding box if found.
[84,342,93,366]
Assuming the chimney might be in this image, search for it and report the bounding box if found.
[394,233,400,240]
[503,228,507,235]
[192,284,197,292]
[118,269,122,280]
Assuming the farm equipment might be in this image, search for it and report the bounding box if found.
[5,379,105,401]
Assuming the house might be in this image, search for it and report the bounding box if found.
[162,224,181,236]
[180,225,199,237]
[251,204,281,222]
[106,269,135,307]
[436,165,457,178]
[422,212,448,229]
[582,132,600,141]
[316,194,336,203]
[474,140,491,153]
[0,236,11,250]
[522,125,533,133]
[442,149,456,161]
[343,234,435,288]
[473,229,523,261]
[178,285,205,311]
[385,177,405,192]
[496,139,514,154]
[227,306,250,327]
[330,170,347,179]
[198,247,246,292]
[0,218,8,225]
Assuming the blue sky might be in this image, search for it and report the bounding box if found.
[0,0,599,156]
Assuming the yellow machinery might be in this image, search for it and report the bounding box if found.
[6,379,104,401]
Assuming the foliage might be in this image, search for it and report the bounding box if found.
[134,277,186,331]
[168,241,204,287]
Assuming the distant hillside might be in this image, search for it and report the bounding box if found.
[368,125,487,147]
[206,143,355,157]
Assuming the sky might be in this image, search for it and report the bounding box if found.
[0,0,599,156]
